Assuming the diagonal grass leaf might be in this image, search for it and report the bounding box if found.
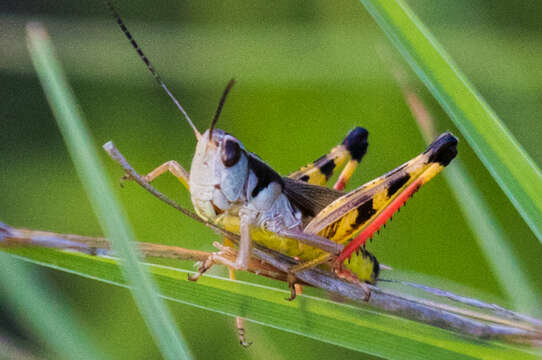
[397,77,541,316]
[25,23,192,360]
[0,251,104,360]
[359,0,542,243]
[4,247,540,360]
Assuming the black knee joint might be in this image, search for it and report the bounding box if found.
[342,127,369,162]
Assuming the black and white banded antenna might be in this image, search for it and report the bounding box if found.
[105,1,202,140]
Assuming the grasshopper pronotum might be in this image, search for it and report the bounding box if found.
[107,2,457,345]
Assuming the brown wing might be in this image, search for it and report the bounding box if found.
[282,177,343,217]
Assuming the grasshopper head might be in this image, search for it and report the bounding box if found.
[189,128,249,220]
[188,79,248,220]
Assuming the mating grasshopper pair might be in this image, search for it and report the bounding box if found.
[107,2,457,304]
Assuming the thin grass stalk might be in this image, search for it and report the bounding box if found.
[0,252,104,359]
[393,70,541,316]
[359,0,542,243]
[26,22,192,360]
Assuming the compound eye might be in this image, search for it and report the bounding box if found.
[221,139,241,167]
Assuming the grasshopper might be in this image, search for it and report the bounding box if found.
[107,0,457,330]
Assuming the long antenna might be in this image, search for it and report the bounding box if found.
[105,1,202,140]
[209,78,235,140]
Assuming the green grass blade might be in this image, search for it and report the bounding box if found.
[444,164,540,315]
[403,87,541,315]
[4,247,539,360]
[0,251,104,360]
[359,0,542,242]
[26,23,193,360]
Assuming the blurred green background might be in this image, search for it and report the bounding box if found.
[1,0,542,358]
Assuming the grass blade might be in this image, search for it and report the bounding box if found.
[25,23,192,360]
[4,247,540,360]
[0,251,104,360]
[397,78,541,315]
[445,165,540,314]
[359,0,542,242]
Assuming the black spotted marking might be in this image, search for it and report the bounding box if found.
[352,199,377,229]
[319,159,336,180]
[387,173,410,197]
[323,221,340,239]
[342,127,369,161]
[299,175,310,182]
[247,154,283,198]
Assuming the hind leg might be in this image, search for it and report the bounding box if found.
[289,127,368,190]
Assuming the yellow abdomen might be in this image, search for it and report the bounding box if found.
[218,214,378,283]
